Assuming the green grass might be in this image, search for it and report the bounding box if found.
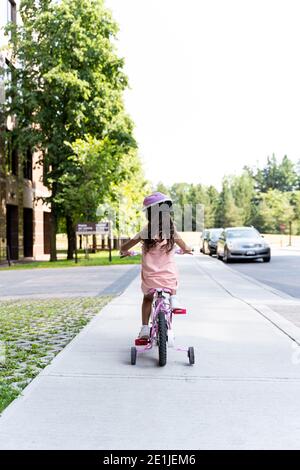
[0,250,141,270]
[0,296,112,412]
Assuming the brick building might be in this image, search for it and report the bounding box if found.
[0,0,51,262]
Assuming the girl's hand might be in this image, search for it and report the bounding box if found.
[175,248,194,255]
[120,250,131,258]
[120,250,140,258]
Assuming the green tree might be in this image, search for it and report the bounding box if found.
[205,185,219,228]
[254,155,298,193]
[108,151,151,238]
[215,178,243,228]
[253,189,294,233]
[155,181,169,195]
[3,0,136,260]
[230,170,256,225]
[159,183,219,231]
[290,191,300,234]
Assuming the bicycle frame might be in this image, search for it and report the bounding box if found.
[135,288,171,351]
[150,288,173,344]
[135,288,188,354]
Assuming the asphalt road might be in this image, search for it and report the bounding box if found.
[225,248,300,298]
[0,265,140,299]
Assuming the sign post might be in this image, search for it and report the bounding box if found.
[75,233,78,264]
[108,220,112,262]
[279,223,286,248]
[289,221,292,246]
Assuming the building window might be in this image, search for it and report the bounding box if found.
[23,148,33,180]
[5,131,18,176]
[8,0,17,24]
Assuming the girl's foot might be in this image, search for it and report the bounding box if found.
[138,325,150,339]
[170,295,181,310]
[170,295,186,314]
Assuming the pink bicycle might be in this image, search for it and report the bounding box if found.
[132,287,195,367]
[120,249,195,366]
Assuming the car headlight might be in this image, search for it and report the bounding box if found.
[227,242,233,249]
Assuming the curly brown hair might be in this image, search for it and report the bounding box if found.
[143,202,175,253]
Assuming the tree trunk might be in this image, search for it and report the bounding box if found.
[50,207,57,261]
[66,215,75,260]
[92,234,97,253]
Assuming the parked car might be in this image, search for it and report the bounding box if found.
[200,229,209,253]
[216,227,271,263]
[203,228,223,255]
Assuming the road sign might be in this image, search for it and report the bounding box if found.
[76,222,110,235]
[96,222,109,234]
[75,221,112,263]
[76,223,97,234]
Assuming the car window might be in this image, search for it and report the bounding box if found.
[226,229,259,239]
[210,229,222,240]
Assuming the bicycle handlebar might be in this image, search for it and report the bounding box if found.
[120,248,194,258]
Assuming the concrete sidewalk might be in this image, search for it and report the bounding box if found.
[1,255,300,449]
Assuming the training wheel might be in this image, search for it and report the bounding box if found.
[131,346,137,365]
[188,347,195,365]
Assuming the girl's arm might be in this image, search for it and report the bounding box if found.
[120,233,141,255]
[174,231,193,254]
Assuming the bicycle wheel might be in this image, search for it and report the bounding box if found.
[158,311,167,366]
[188,347,195,365]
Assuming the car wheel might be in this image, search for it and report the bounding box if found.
[223,248,231,263]
[263,255,271,262]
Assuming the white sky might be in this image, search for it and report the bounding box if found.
[106,0,300,189]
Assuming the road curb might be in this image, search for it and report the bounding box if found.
[224,263,294,300]
[249,304,300,345]
[196,255,293,300]
[196,255,300,345]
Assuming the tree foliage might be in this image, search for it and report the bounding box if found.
[2,0,144,259]
[155,155,300,234]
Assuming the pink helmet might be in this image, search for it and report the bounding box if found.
[142,192,172,211]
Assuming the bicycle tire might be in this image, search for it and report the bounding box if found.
[158,311,167,366]
[188,346,195,365]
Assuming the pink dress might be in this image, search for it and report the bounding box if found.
[141,239,178,295]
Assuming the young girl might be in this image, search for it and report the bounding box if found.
[120,192,193,340]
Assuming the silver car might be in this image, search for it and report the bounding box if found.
[203,228,223,255]
[216,227,271,263]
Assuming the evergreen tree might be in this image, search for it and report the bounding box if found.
[230,170,256,225]
[215,179,243,228]
[253,189,294,233]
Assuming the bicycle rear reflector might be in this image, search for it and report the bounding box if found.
[172,308,187,314]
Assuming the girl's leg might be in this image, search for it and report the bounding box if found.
[142,294,153,325]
